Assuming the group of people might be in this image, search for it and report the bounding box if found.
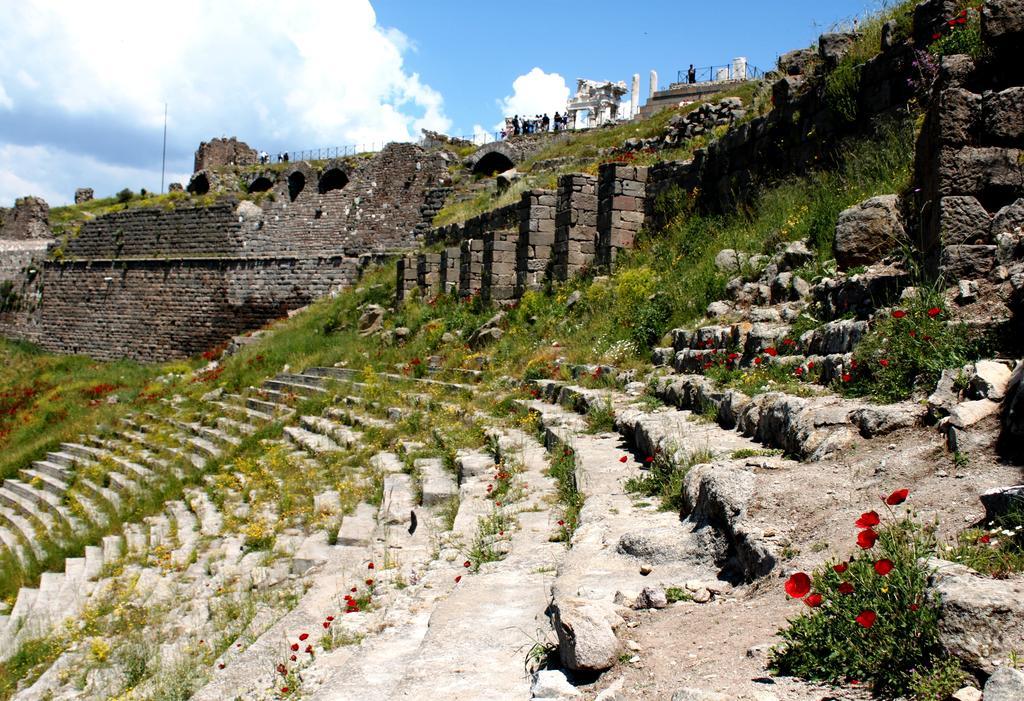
[257,151,289,164]
[503,112,569,138]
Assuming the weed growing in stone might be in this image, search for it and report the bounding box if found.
[625,448,712,512]
[547,444,582,542]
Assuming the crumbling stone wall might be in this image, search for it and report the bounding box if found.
[482,229,518,303]
[516,189,556,294]
[597,165,647,271]
[0,197,52,241]
[0,256,362,361]
[426,203,519,246]
[194,137,258,172]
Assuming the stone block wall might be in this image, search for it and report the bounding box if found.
[516,189,556,294]
[442,246,460,295]
[0,256,362,361]
[425,203,519,246]
[482,229,519,303]
[597,165,647,270]
[552,174,598,281]
[0,197,52,241]
[459,238,484,299]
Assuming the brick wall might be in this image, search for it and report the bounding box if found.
[516,189,556,294]
[482,229,518,303]
[552,174,598,281]
[597,165,647,271]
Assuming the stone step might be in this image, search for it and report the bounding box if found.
[25,461,71,489]
[217,395,275,422]
[185,489,223,537]
[0,587,38,660]
[414,458,458,507]
[0,484,57,534]
[74,476,122,515]
[306,366,475,393]
[283,425,342,454]
[3,479,80,532]
[83,545,103,580]
[300,415,360,447]
[215,415,257,437]
[43,451,80,469]
[246,396,288,415]
[379,474,416,527]
[61,443,155,482]
[0,523,31,568]
[0,504,45,560]
[335,502,377,546]
[325,407,393,431]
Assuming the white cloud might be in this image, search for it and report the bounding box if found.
[496,68,570,127]
[472,124,492,145]
[0,0,452,205]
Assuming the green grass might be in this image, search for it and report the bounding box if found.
[625,448,713,512]
[547,443,583,542]
[0,339,194,482]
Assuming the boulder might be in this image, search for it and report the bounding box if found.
[979,484,1024,522]
[984,666,1024,701]
[850,403,926,437]
[914,0,960,45]
[531,670,580,699]
[778,48,817,76]
[941,245,997,281]
[968,360,1012,401]
[772,76,806,107]
[834,195,906,269]
[552,598,623,672]
[74,188,94,204]
[1003,360,1024,438]
[777,240,815,271]
[715,249,754,273]
[357,304,386,335]
[992,198,1024,236]
[928,559,1024,674]
[940,196,991,245]
[984,87,1024,143]
[948,398,1001,428]
[951,686,982,701]
[634,587,668,610]
[982,0,1024,46]
[818,32,855,68]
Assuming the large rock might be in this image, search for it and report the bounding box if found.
[552,598,623,672]
[914,0,961,45]
[984,87,1024,143]
[834,195,906,269]
[928,559,1024,674]
[968,360,1013,400]
[939,147,1024,197]
[778,48,817,75]
[992,198,1024,236]
[940,245,997,281]
[980,484,1024,522]
[357,304,386,335]
[818,32,855,68]
[984,666,1024,701]
[982,0,1024,46]
[1003,360,1024,439]
[531,670,581,699]
[940,196,991,245]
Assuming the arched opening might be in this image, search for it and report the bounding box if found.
[247,176,273,194]
[187,172,210,195]
[318,168,349,194]
[288,171,306,202]
[472,151,515,176]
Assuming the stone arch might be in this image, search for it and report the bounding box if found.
[187,171,210,195]
[471,150,515,176]
[288,171,306,202]
[318,168,349,194]
[247,176,273,194]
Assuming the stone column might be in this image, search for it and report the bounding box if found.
[649,70,658,99]
[482,229,519,303]
[441,246,461,295]
[396,253,418,302]
[630,74,640,119]
[553,173,598,281]
[597,164,648,271]
[515,188,557,295]
[459,238,485,299]
[417,252,442,297]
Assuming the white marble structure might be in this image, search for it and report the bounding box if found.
[566,78,628,129]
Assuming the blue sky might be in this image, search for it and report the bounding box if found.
[0,0,879,207]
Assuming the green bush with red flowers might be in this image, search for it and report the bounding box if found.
[837,295,987,402]
[769,489,962,698]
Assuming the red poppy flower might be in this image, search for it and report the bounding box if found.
[290,654,297,661]
[306,644,314,654]
[754,357,762,365]
[879,359,890,367]
[784,572,812,598]
[842,373,852,382]
[891,310,906,319]
[874,559,894,576]
[909,330,917,337]
[979,534,991,544]
[350,587,357,593]
[496,501,502,506]
[326,616,334,621]
[927,307,941,318]
[794,367,804,376]
[932,32,941,39]
[856,610,877,628]
[218,663,226,669]
[764,347,778,357]
[455,575,462,583]
[804,593,823,607]
[463,560,471,568]
[282,688,290,694]
[557,519,565,526]
[833,562,848,574]
[838,582,855,595]
[486,484,493,492]
[910,603,919,611]
[367,562,375,569]
[619,455,628,463]
[886,488,909,505]
[857,529,879,549]
[645,456,654,463]
[299,633,309,641]
[277,663,287,675]
[290,643,299,652]
[855,511,880,529]
[323,621,331,628]
[366,579,374,586]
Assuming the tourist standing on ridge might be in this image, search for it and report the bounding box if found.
[553,111,561,132]
[512,115,520,136]
[688,64,696,84]
[542,113,550,132]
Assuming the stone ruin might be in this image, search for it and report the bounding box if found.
[74,188,94,204]
[193,136,259,173]
[565,78,628,128]
[0,196,52,241]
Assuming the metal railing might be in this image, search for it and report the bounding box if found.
[675,63,763,86]
[262,131,509,163]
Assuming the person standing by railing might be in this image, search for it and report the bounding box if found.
[687,64,696,84]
